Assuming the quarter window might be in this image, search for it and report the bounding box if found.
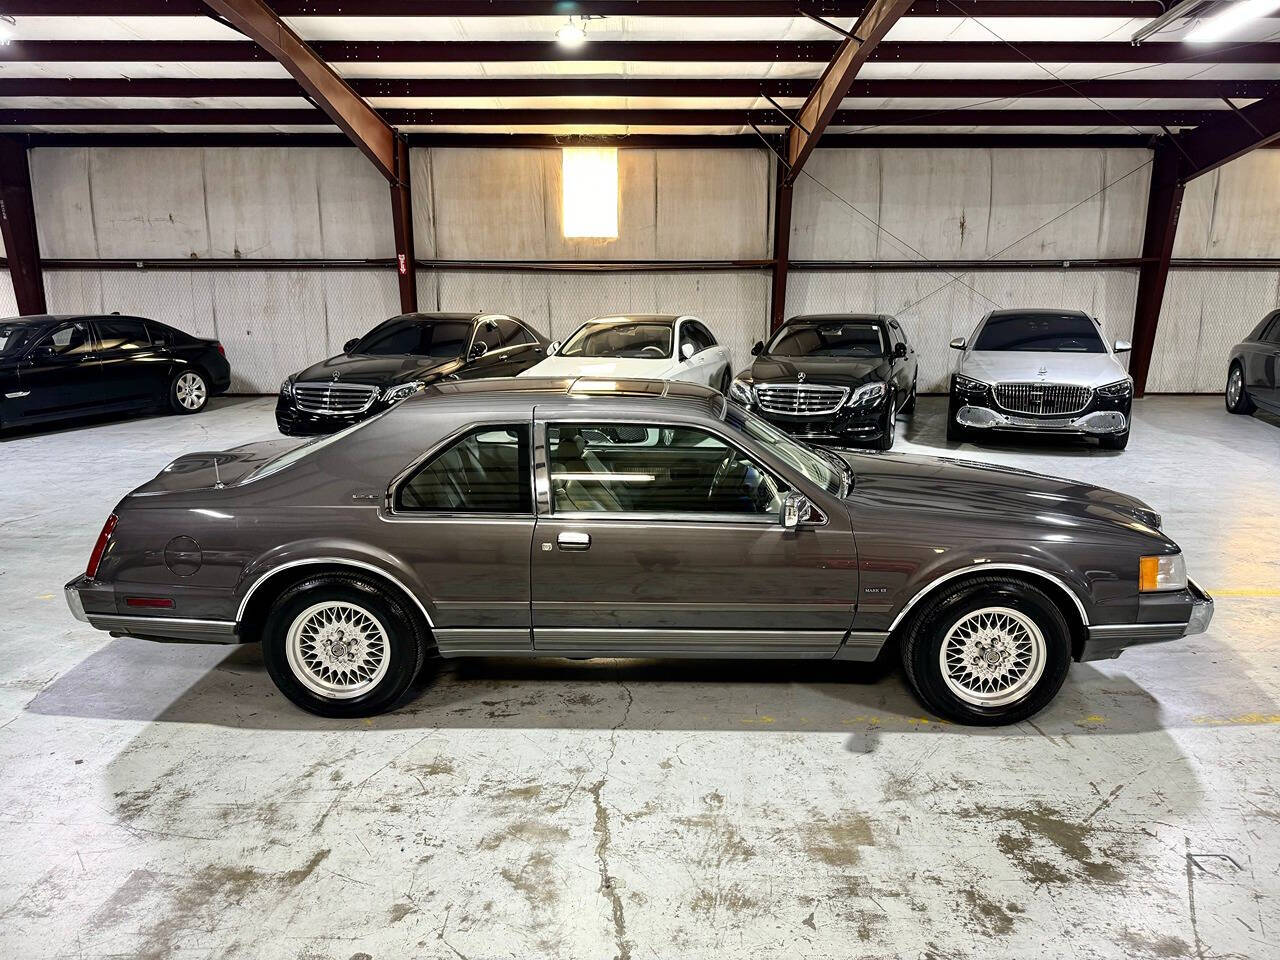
[396,425,532,514]
[548,423,782,516]
[95,318,153,352]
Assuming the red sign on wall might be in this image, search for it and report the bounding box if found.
[397,253,407,275]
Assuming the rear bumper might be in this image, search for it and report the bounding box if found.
[65,575,240,644]
[1078,579,1213,661]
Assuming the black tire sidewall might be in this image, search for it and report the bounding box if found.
[875,392,896,450]
[262,575,424,717]
[902,578,1072,726]
[169,368,209,414]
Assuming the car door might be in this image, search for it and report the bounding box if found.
[1243,312,1279,403]
[494,316,547,374]
[456,317,509,380]
[529,410,859,658]
[884,318,913,405]
[382,422,535,654]
[674,319,716,386]
[94,316,171,409]
[1261,315,1280,407]
[13,320,102,422]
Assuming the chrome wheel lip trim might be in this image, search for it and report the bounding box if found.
[285,600,390,700]
[939,605,1047,709]
[176,371,207,410]
[1227,369,1242,407]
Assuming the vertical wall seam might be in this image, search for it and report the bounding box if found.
[84,148,101,261]
[199,148,213,259]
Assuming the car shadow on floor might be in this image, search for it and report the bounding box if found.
[0,396,252,441]
[26,634,1273,748]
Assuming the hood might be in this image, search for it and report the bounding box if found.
[844,450,1163,534]
[290,352,460,386]
[129,439,303,496]
[960,350,1128,388]
[747,354,889,387]
[519,355,678,379]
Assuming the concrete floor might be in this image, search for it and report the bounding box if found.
[1,395,1278,959]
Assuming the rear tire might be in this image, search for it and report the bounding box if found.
[899,575,1072,726]
[169,369,209,415]
[261,574,429,718]
[1225,363,1255,414]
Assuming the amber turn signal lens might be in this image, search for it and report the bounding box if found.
[1139,555,1160,592]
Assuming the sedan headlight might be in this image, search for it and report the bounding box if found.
[1139,553,1186,592]
[953,374,988,395]
[847,381,888,405]
[1097,378,1133,399]
[728,378,754,407]
[382,381,424,404]
[279,378,294,399]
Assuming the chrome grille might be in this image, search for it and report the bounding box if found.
[754,383,850,417]
[993,382,1091,416]
[292,381,380,415]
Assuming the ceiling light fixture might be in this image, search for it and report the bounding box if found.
[0,16,15,46]
[556,17,587,47]
[1187,0,1280,42]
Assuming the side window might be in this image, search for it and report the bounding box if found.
[548,422,782,516]
[96,318,151,352]
[693,322,717,349]
[678,323,698,359]
[145,321,172,346]
[37,321,94,357]
[495,317,533,348]
[1265,315,1280,344]
[396,425,531,513]
[473,318,503,354]
[888,318,908,348]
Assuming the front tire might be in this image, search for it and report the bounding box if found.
[873,393,896,451]
[262,574,429,718]
[899,575,1072,726]
[169,369,209,414]
[946,393,969,443]
[1225,363,1255,414]
[901,378,917,415]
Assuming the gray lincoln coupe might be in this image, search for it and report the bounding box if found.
[65,378,1212,725]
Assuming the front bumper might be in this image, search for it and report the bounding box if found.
[956,404,1128,435]
[275,396,386,436]
[752,399,891,445]
[1078,578,1214,661]
[65,575,240,643]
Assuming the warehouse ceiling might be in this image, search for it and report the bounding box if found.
[3,1,1280,139]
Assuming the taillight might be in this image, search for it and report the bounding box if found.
[216,342,226,358]
[86,514,118,579]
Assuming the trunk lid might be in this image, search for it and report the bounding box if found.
[130,439,302,496]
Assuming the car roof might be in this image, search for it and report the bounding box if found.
[387,311,487,323]
[985,308,1090,318]
[586,314,683,325]
[0,313,95,326]
[785,313,888,324]
[412,376,725,410]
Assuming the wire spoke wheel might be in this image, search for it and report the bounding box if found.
[285,600,390,700]
[176,372,207,410]
[939,605,1047,708]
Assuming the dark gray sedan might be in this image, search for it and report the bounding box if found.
[65,378,1212,725]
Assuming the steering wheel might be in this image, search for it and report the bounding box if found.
[708,453,751,505]
[639,344,666,358]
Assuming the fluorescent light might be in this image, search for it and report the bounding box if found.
[1187,0,1280,42]
[0,16,14,45]
[556,18,586,46]
[562,147,619,239]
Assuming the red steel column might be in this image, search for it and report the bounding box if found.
[0,137,47,315]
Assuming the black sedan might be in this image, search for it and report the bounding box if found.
[1226,309,1280,417]
[276,311,549,436]
[0,313,230,432]
[729,313,917,450]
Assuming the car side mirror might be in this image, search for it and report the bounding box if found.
[893,342,908,358]
[780,492,810,532]
[680,342,696,361]
[949,337,965,350]
[26,344,57,361]
[468,340,489,362]
[751,340,765,356]
[547,340,560,356]
[343,338,359,353]
[1113,339,1132,353]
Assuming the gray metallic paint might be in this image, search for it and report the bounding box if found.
[67,377,1210,664]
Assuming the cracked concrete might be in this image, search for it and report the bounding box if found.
[1,395,1278,958]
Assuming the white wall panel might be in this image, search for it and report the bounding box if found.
[0,270,17,317]
[428,148,549,260]
[86,149,208,258]
[1175,151,1280,259]
[30,148,97,259]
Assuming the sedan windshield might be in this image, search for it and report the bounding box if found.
[973,313,1105,353]
[767,321,885,358]
[726,404,844,497]
[560,320,673,359]
[0,322,43,358]
[351,319,471,358]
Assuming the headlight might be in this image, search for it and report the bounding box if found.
[279,378,294,398]
[1097,379,1133,399]
[1139,553,1186,592]
[847,381,888,405]
[382,381,424,404]
[728,378,754,407]
[954,374,988,395]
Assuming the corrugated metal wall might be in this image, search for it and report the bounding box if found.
[20,144,1280,394]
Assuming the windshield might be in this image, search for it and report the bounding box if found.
[726,404,844,497]
[352,319,471,358]
[973,313,1105,353]
[0,322,43,358]
[767,321,885,358]
[560,320,673,359]
[244,415,381,483]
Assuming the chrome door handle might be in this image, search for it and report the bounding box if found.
[557,531,591,551]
